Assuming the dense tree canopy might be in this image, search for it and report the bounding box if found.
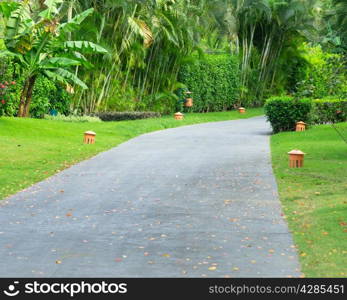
[0,0,346,116]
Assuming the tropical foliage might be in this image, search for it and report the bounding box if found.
[294,44,347,99]
[0,0,346,116]
[0,0,107,117]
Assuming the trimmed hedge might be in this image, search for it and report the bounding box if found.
[178,54,240,112]
[311,98,347,124]
[264,96,312,133]
[95,111,161,122]
[265,96,347,133]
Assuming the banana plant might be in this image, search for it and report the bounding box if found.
[0,0,107,117]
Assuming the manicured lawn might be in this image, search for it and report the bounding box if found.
[0,108,263,200]
[271,123,347,277]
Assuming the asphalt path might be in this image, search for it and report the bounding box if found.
[0,116,301,277]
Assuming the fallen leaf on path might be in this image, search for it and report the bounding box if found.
[208,266,217,271]
[229,218,239,222]
[162,254,171,258]
[56,260,62,264]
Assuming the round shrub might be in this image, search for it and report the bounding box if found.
[264,96,312,133]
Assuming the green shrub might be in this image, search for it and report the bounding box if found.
[0,57,71,118]
[95,111,161,122]
[30,78,57,118]
[178,54,240,112]
[44,113,101,123]
[264,96,312,133]
[0,56,20,117]
[0,80,17,117]
[311,98,347,124]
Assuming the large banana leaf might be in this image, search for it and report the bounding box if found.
[59,8,94,34]
[0,49,26,65]
[41,57,81,67]
[44,68,88,89]
[0,1,20,18]
[39,0,64,20]
[5,2,33,41]
[64,41,108,54]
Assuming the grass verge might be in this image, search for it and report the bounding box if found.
[271,123,347,277]
[0,108,263,200]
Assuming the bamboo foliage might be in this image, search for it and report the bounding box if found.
[1,0,336,114]
[205,0,321,105]
[65,0,205,114]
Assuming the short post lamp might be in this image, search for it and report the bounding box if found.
[296,121,306,132]
[174,112,184,120]
[238,107,246,114]
[84,131,96,144]
[288,150,306,168]
[184,91,193,108]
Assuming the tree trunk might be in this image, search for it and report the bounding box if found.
[22,76,37,118]
[17,79,30,117]
[67,1,73,41]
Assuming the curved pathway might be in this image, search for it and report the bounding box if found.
[0,116,301,277]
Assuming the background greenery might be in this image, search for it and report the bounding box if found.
[0,0,346,117]
[311,98,347,124]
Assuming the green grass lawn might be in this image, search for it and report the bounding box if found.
[271,123,347,277]
[0,108,263,200]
